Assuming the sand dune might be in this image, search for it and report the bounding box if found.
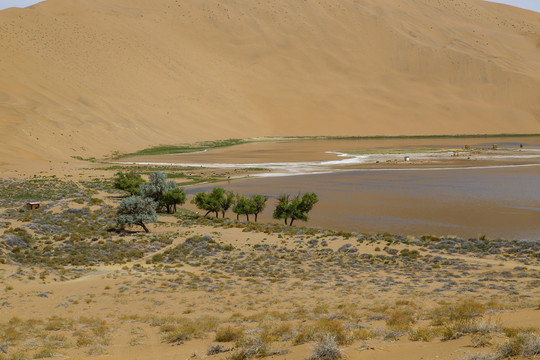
[0,0,539,170]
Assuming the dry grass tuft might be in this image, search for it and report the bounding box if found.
[215,326,244,342]
[386,309,416,330]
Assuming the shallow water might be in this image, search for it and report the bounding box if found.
[186,165,540,239]
[125,136,540,176]
[129,136,540,239]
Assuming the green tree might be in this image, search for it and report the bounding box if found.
[232,194,250,221]
[272,193,318,226]
[191,188,234,218]
[162,188,186,214]
[117,196,157,233]
[113,171,145,196]
[139,171,176,210]
[249,194,267,222]
[220,190,235,218]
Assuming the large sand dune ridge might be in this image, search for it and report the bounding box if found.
[1,0,539,169]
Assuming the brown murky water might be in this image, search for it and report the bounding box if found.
[187,166,540,239]
[129,136,540,239]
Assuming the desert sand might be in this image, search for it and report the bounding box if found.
[1,0,539,359]
[0,179,539,360]
[1,0,540,172]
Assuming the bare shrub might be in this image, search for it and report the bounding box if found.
[228,337,268,360]
[460,353,497,360]
[521,333,540,357]
[308,335,343,360]
[207,344,230,355]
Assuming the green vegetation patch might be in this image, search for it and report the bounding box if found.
[123,134,540,157]
[125,139,247,157]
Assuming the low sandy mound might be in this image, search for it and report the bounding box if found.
[0,0,539,170]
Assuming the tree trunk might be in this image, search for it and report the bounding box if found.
[173,204,177,213]
[284,219,288,225]
[246,214,250,222]
[254,213,258,222]
[236,214,239,220]
[290,218,295,226]
[204,210,212,218]
[139,222,150,233]
[215,211,219,218]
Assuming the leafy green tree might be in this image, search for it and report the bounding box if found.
[220,190,235,218]
[191,187,233,218]
[232,194,250,221]
[273,193,318,226]
[117,196,157,233]
[273,194,293,225]
[249,194,268,222]
[162,188,186,214]
[113,171,145,196]
[139,171,176,210]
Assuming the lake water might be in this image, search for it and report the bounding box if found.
[186,165,540,240]
[126,136,540,239]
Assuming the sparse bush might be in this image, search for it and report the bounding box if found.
[215,326,244,342]
[308,334,342,360]
[228,337,268,360]
[472,333,492,348]
[408,327,440,342]
[432,299,485,326]
[460,353,497,360]
[522,333,540,357]
[33,347,55,359]
[207,344,230,355]
[386,309,416,330]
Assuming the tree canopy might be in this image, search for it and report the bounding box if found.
[272,193,318,226]
[162,188,186,214]
[116,196,157,233]
[232,194,250,221]
[139,171,177,210]
[191,187,233,218]
[113,171,145,196]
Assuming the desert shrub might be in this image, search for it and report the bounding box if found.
[352,328,375,340]
[33,347,55,359]
[294,319,353,346]
[498,332,540,358]
[6,351,28,360]
[472,333,493,348]
[262,322,294,342]
[228,337,268,360]
[207,344,230,355]
[498,335,526,358]
[386,309,416,330]
[460,353,497,360]
[308,334,342,360]
[158,316,218,344]
[44,316,74,331]
[408,327,440,342]
[521,333,540,357]
[431,300,485,326]
[215,326,244,342]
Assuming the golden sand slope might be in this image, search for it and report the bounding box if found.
[0,0,539,169]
